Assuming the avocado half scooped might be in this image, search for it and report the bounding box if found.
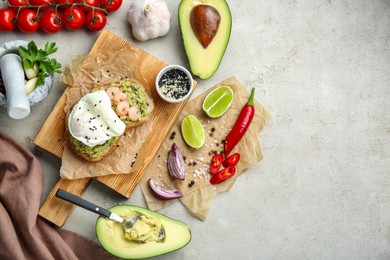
[179,0,232,79]
[96,205,191,259]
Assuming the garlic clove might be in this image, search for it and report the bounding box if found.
[25,77,38,94]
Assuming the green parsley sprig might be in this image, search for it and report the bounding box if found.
[18,41,62,87]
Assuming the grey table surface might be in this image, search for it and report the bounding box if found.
[1,1,389,259]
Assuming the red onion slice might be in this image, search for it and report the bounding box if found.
[148,178,183,200]
[167,143,186,180]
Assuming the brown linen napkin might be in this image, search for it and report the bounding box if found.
[0,131,115,260]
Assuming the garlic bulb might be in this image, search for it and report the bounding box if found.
[127,0,171,41]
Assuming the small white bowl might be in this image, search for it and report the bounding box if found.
[155,65,193,104]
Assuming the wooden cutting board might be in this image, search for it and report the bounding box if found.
[36,30,196,227]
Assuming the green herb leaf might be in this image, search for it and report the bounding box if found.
[18,41,62,88]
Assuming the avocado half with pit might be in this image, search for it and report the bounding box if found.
[179,0,232,79]
[96,205,191,259]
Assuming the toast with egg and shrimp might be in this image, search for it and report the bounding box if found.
[65,79,154,162]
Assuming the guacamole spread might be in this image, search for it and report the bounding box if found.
[100,80,152,126]
[69,134,119,159]
[124,215,162,243]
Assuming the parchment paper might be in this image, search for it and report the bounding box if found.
[140,77,270,220]
[59,46,153,179]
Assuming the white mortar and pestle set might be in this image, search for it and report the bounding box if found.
[0,40,53,119]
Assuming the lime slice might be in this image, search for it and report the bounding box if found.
[181,115,205,149]
[202,86,234,118]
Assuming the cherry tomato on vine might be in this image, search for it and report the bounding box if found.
[62,6,85,30]
[79,0,99,12]
[209,153,223,174]
[28,0,54,10]
[222,153,240,167]
[17,9,39,33]
[55,0,81,9]
[99,0,122,13]
[7,0,28,12]
[0,8,16,32]
[209,165,236,185]
[85,10,106,31]
[40,9,62,33]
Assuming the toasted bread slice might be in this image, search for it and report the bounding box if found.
[66,79,154,162]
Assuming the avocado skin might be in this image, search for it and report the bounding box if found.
[95,205,191,259]
[179,0,232,79]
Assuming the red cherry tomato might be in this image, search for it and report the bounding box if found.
[7,0,28,11]
[62,6,85,30]
[0,8,16,32]
[40,9,62,33]
[210,166,236,185]
[99,0,122,12]
[17,9,39,33]
[209,153,223,174]
[222,153,240,167]
[28,0,54,10]
[55,0,81,9]
[79,0,99,12]
[85,10,106,31]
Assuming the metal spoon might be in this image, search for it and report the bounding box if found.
[55,189,164,240]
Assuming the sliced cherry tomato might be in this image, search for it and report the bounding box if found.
[62,6,85,30]
[17,9,39,33]
[56,0,81,9]
[99,0,122,13]
[28,0,54,10]
[0,8,16,32]
[7,0,28,11]
[79,0,99,12]
[85,9,106,31]
[40,9,62,33]
[209,153,223,174]
[222,152,240,167]
[210,165,236,185]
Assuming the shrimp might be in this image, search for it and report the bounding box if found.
[106,87,120,100]
[127,106,139,121]
[113,92,127,104]
[116,101,130,116]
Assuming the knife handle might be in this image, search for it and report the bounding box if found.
[55,189,112,219]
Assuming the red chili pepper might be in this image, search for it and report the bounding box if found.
[209,153,223,174]
[224,87,255,157]
[222,152,240,167]
[209,165,236,184]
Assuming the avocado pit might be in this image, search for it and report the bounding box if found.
[190,5,221,48]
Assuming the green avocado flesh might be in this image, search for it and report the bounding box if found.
[69,134,118,159]
[179,0,232,79]
[100,80,152,126]
[96,205,192,259]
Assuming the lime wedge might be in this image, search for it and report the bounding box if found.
[202,86,234,118]
[181,115,205,149]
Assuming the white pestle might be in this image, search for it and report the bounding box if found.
[0,53,30,119]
